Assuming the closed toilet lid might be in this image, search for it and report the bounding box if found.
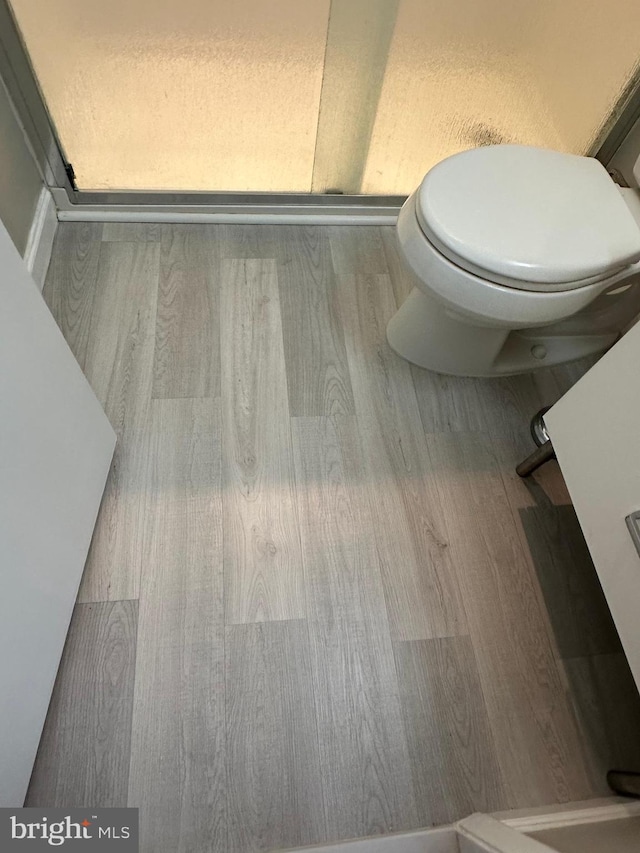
[417,145,640,285]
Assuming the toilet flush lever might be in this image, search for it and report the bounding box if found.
[625,511,640,558]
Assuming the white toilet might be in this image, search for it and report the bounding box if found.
[387,144,640,376]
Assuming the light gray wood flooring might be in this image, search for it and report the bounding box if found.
[27,223,640,851]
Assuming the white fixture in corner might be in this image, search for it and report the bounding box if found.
[387,145,640,377]
[23,186,58,291]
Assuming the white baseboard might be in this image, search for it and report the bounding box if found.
[24,187,58,291]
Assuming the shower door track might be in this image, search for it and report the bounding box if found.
[49,188,405,225]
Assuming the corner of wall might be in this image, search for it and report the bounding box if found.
[0,73,45,254]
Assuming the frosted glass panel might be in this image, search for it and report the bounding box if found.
[531,0,640,154]
[9,0,330,190]
[359,0,640,194]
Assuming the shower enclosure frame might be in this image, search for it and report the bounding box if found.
[1,0,639,218]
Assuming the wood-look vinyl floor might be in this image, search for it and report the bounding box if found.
[27,223,640,852]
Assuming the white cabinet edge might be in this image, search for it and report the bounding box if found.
[24,186,58,291]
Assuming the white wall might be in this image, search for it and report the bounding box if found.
[0,76,43,254]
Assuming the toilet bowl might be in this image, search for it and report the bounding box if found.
[387,144,640,376]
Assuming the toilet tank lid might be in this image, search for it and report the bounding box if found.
[417,145,640,284]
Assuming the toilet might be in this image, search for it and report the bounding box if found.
[387,144,640,376]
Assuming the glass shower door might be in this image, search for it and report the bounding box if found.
[7,0,640,194]
[8,0,332,191]
[314,0,640,194]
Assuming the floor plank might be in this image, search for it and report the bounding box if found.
[78,241,159,602]
[102,223,162,242]
[475,372,572,521]
[127,398,225,853]
[329,226,389,276]
[277,227,355,416]
[518,490,621,660]
[292,416,418,840]
[221,259,305,623]
[26,600,137,807]
[215,223,293,261]
[428,431,594,806]
[226,620,325,853]
[153,225,220,399]
[533,354,602,408]
[477,374,545,457]
[337,272,467,641]
[394,636,507,826]
[562,653,640,792]
[42,223,103,370]
[412,370,488,434]
[82,243,159,424]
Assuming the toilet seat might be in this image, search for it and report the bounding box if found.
[397,190,621,328]
[416,145,640,291]
[417,224,619,293]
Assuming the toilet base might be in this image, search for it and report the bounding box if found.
[386,285,618,377]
